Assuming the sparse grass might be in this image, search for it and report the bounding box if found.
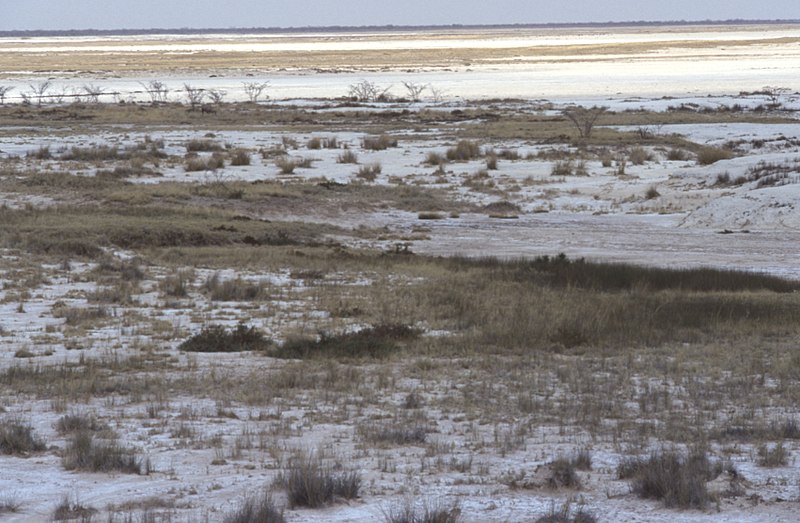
[56,412,107,435]
[757,443,789,467]
[62,430,146,474]
[184,152,225,171]
[179,324,271,353]
[0,420,46,455]
[358,422,428,446]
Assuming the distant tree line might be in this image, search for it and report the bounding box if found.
[1,19,797,38]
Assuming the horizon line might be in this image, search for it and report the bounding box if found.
[2,18,799,37]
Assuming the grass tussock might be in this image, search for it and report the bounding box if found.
[363,134,398,150]
[281,455,361,508]
[619,449,718,509]
[62,430,146,474]
[0,420,46,455]
[223,493,286,523]
[382,499,462,523]
[446,140,481,161]
[179,324,271,353]
[273,324,418,360]
[697,147,733,165]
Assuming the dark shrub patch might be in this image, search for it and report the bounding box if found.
[623,449,719,509]
[0,421,46,455]
[179,324,271,352]
[273,324,418,359]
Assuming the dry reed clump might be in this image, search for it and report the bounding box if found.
[185,138,223,152]
[357,163,382,181]
[382,499,462,523]
[696,146,733,165]
[184,152,225,171]
[337,149,359,164]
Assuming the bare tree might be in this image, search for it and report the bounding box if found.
[206,88,226,105]
[0,86,13,105]
[82,84,105,103]
[183,83,205,109]
[562,105,607,139]
[348,79,391,102]
[29,81,52,106]
[761,85,790,108]
[242,81,269,103]
[402,81,427,102]
[140,80,169,104]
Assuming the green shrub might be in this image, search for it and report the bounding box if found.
[179,324,271,353]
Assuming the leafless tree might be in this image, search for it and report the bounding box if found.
[348,79,391,102]
[29,81,52,106]
[402,81,427,102]
[82,84,105,103]
[242,81,269,103]
[183,83,205,109]
[140,80,169,104]
[761,85,790,108]
[0,86,13,105]
[562,105,607,139]
[206,88,226,104]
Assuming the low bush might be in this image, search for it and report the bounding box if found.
[424,151,447,166]
[545,457,581,489]
[273,324,418,360]
[628,146,653,165]
[56,413,107,435]
[184,153,224,171]
[203,272,267,301]
[306,137,322,149]
[179,324,271,353]
[0,420,46,455]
